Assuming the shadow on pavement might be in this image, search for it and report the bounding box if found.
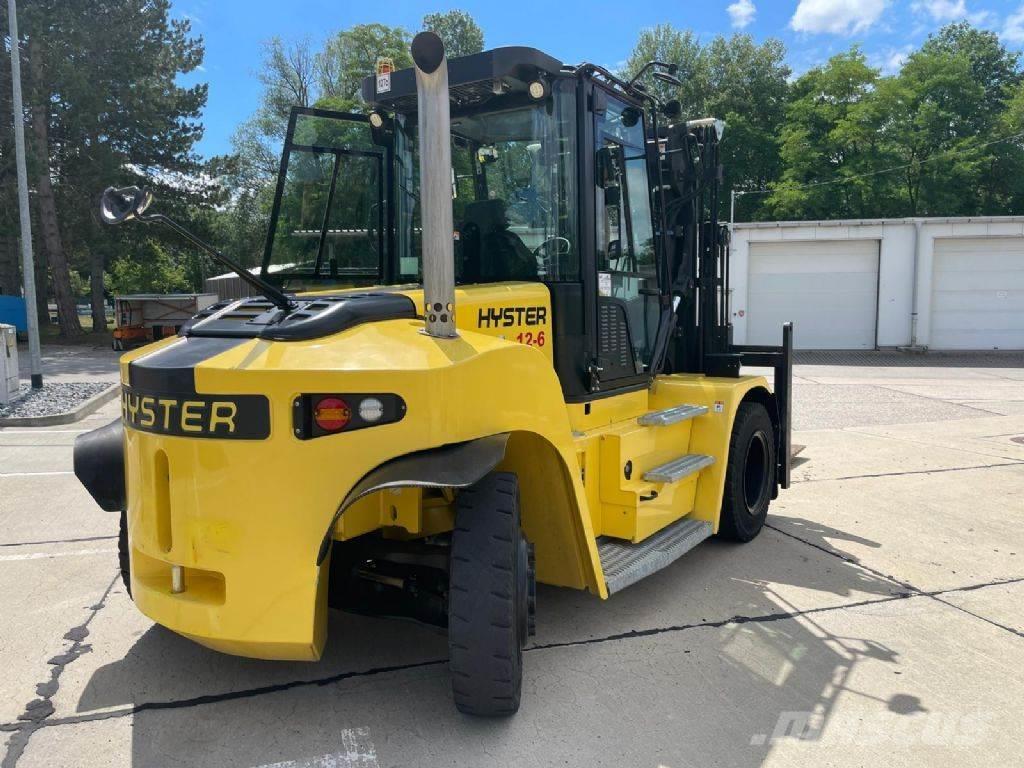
[76,519,925,767]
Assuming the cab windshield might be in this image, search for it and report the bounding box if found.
[394,79,578,283]
[262,82,578,287]
[262,110,384,283]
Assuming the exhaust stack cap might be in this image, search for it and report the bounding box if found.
[412,32,445,74]
[412,31,458,339]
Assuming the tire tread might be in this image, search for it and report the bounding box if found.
[448,472,524,716]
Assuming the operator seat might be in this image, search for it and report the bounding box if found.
[460,199,537,282]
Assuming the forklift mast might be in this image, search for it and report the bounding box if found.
[654,108,793,487]
[582,62,792,486]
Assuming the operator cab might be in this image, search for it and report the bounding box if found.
[260,46,711,401]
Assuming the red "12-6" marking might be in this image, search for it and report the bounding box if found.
[515,330,546,347]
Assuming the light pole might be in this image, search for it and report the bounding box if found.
[7,0,43,388]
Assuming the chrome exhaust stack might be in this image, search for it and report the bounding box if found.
[411,32,457,338]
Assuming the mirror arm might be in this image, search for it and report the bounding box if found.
[138,212,296,312]
[627,60,676,89]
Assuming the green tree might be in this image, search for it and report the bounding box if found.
[996,81,1024,205]
[870,48,988,215]
[107,240,190,295]
[317,23,412,107]
[258,37,318,130]
[226,23,415,261]
[228,37,318,189]
[920,22,1020,122]
[703,35,790,220]
[622,24,705,111]
[767,49,889,219]
[422,10,484,58]
[918,23,1022,213]
[623,26,789,220]
[5,0,207,335]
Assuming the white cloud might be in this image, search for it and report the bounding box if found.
[911,0,991,25]
[873,45,914,74]
[727,0,757,30]
[791,0,888,35]
[1004,5,1024,43]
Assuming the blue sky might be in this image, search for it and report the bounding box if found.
[172,0,1024,158]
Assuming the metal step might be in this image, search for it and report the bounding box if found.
[637,404,708,426]
[598,518,713,594]
[643,454,714,483]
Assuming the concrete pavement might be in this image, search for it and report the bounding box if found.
[1,354,1022,767]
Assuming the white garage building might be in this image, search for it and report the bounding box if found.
[730,217,1024,350]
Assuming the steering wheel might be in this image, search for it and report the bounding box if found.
[533,236,572,278]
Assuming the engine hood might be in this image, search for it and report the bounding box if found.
[182,292,417,341]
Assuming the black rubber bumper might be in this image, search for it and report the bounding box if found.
[73,419,125,512]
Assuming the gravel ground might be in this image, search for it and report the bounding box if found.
[0,382,111,419]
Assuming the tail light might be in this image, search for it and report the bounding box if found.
[314,397,351,432]
[293,393,406,440]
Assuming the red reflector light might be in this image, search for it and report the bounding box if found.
[314,397,351,431]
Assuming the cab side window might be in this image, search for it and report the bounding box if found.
[595,96,659,373]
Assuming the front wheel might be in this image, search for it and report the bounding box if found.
[448,472,535,716]
[717,402,776,542]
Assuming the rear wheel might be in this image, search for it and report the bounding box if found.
[118,509,132,597]
[717,402,775,543]
[448,472,535,716]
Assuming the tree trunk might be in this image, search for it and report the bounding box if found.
[0,235,19,297]
[89,247,106,331]
[33,250,49,325]
[28,37,82,337]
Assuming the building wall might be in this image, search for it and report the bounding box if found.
[730,217,1024,350]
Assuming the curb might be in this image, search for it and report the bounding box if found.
[0,383,120,428]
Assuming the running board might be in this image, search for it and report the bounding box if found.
[643,454,714,483]
[598,518,713,594]
[637,404,708,426]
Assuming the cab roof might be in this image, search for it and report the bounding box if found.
[360,46,565,114]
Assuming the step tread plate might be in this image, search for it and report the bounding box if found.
[637,404,708,426]
[598,518,713,594]
[643,453,714,483]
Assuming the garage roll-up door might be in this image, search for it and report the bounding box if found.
[931,237,1024,350]
[747,240,879,349]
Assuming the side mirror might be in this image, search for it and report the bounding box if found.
[620,107,641,128]
[653,71,683,87]
[662,99,682,119]
[99,186,153,225]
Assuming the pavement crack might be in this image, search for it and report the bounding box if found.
[873,384,1004,417]
[842,427,1024,464]
[1,574,119,768]
[792,461,1024,484]
[766,522,1024,639]
[1,576,1018,734]
[0,535,117,549]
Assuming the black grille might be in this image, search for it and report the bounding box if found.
[183,293,417,341]
[598,299,637,378]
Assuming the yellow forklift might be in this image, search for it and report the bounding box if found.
[74,33,792,716]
